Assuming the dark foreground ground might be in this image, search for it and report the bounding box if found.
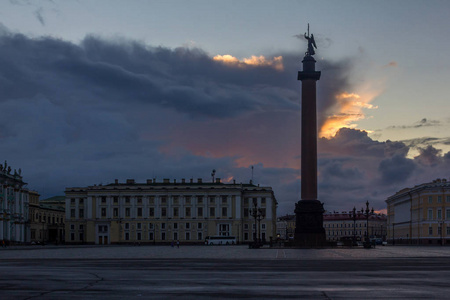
[1,245,450,299]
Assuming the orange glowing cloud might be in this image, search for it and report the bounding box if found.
[223,176,234,183]
[375,209,387,215]
[320,89,380,139]
[213,54,284,71]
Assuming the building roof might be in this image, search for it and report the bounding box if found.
[41,196,65,203]
[40,196,65,210]
[387,178,450,202]
[324,212,387,221]
[66,178,275,194]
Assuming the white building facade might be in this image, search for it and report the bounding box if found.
[0,161,29,244]
[65,178,277,245]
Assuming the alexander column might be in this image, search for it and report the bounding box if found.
[294,24,326,247]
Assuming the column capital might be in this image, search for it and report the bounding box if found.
[298,71,321,81]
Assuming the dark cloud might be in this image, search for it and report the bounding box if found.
[18,34,293,118]
[317,127,449,212]
[387,118,441,130]
[400,136,450,152]
[414,145,442,166]
[8,0,56,26]
[1,28,449,216]
[319,128,410,160]
[378,154,416,184]
[34,7,45,26]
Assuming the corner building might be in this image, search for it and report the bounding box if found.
[0,162,29,244]
[65,178,277,245]
[28,193,65,244]
[386,178,450,245]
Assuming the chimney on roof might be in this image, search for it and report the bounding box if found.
[197,178,202,183]
[215,178,221,183]
[163,179,170,184]
[126,179,135,184]
[190,178,193,183]
[147,179,153,184]
[182,179,185,184]
[174,179,176,183]
[115,179,118,184]
[233,179,236,184]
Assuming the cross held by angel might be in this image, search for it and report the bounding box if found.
[304,24,317,56]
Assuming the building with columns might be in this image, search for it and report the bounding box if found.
[0,161,29,244]
[324,211,387,243]
[65,178,277,245]
[386,178,450,245]
[28,192,65,244]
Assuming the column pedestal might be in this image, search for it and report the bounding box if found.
[294,200,326,247]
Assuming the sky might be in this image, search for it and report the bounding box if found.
[1,0,449,215]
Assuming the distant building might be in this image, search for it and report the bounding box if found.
[324,211,387,242]
[28,193,65,244]
[276,214,295,240]
[386,178,450,245]
[0,161,29,244]
[65,178,277,245]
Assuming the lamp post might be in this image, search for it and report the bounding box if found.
[117,217,123,244]
[351,207,357,246]
[252,199,257,245]
[41,220,45,246]
[392,223,395,245]
[363,201,374,248]
[250,199,265,248]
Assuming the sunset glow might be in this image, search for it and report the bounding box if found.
[213,54,284,71]
[320,90,379,139]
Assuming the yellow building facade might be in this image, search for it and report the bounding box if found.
[65,178,277,245]
[28,192,65,244]
[386,178,450,245]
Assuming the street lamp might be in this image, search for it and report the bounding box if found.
[363,201,374,248]
[41,220,45,246]
[351,207,357,246]
[250,198,265,248]
[117,217,123,244]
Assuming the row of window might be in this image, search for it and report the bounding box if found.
[427,208,450,220]
[426,195,450,204]
[428,226,450,235]
[70,196,268,206]
[32,212,64,224]
[123,231,204,241]
[69,222,267,231]
[324,223,369,228]
[71,206,233,218]
[72,196,232,205]
[0,187,15,195]
[69,231,268,242]
[327,230,367,236]
[243,208,267,217]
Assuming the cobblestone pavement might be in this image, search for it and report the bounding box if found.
[1,245,450,299]
[2,244,450,260]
